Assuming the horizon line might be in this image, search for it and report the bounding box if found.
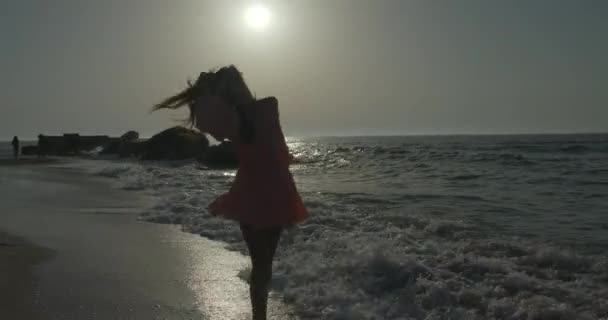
[2,130,608,142]
[291,131,608,139]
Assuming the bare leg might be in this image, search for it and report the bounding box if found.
[240,223,282,320]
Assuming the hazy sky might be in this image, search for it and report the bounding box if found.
[1,0,607,139]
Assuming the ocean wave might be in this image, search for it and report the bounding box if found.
[399,193,487,203]
[502,144,550,153]
[88,154,608,320]
[560,144,590,153]
[316,192,488,206]
[372,146,411,155]
[447,174,484,181]
[470,153,536,165]
[574,180,608,186]
[97,165,133,178]
[293,143,608,174]
[585,168,608,175]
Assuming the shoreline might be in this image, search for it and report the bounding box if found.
[0,161,297,319]
[0,162,205,319]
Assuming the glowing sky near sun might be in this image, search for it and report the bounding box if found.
[245,3,271,30]
[1,0,607,138]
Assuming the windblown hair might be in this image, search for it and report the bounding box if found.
[153,65,256,142]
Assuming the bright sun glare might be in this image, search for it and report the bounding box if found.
[245,4,271,30]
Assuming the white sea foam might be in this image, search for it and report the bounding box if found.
[77,158,608,320]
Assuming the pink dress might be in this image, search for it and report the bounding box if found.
[208,98,308,228]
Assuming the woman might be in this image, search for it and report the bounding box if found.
[153,65,308,320]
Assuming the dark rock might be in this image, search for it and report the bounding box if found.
[38,134,111,156]
[121,130,139,142]
[38,134,66,156]
[101,138,121,154]
[63,134,81,155]
[102,130,140,155]
[118,141,147,158]
[200,141,238,167]
[77,135,112,152]
[21,145,38,156]
[141,126,209,161]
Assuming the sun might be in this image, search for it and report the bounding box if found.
[245,4,271,31]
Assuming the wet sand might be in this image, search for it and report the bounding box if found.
[0,157,59,166]
[0,162,296,319]
[0,231,53,319]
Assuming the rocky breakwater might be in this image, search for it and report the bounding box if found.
[23,126,239,168]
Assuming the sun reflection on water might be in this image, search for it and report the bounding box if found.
[180,234,299,319]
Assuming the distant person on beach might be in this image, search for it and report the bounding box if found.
[154,65,308,320]
[11,136,20,160]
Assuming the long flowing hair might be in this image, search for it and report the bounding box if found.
[153,65,256,142]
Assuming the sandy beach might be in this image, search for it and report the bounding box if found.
[0,231,52,319]
[0,161,296,320]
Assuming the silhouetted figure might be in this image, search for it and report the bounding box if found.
[11,136,20,160]
[154,66,308,320]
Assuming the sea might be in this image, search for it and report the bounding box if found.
[2,134,608,319]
